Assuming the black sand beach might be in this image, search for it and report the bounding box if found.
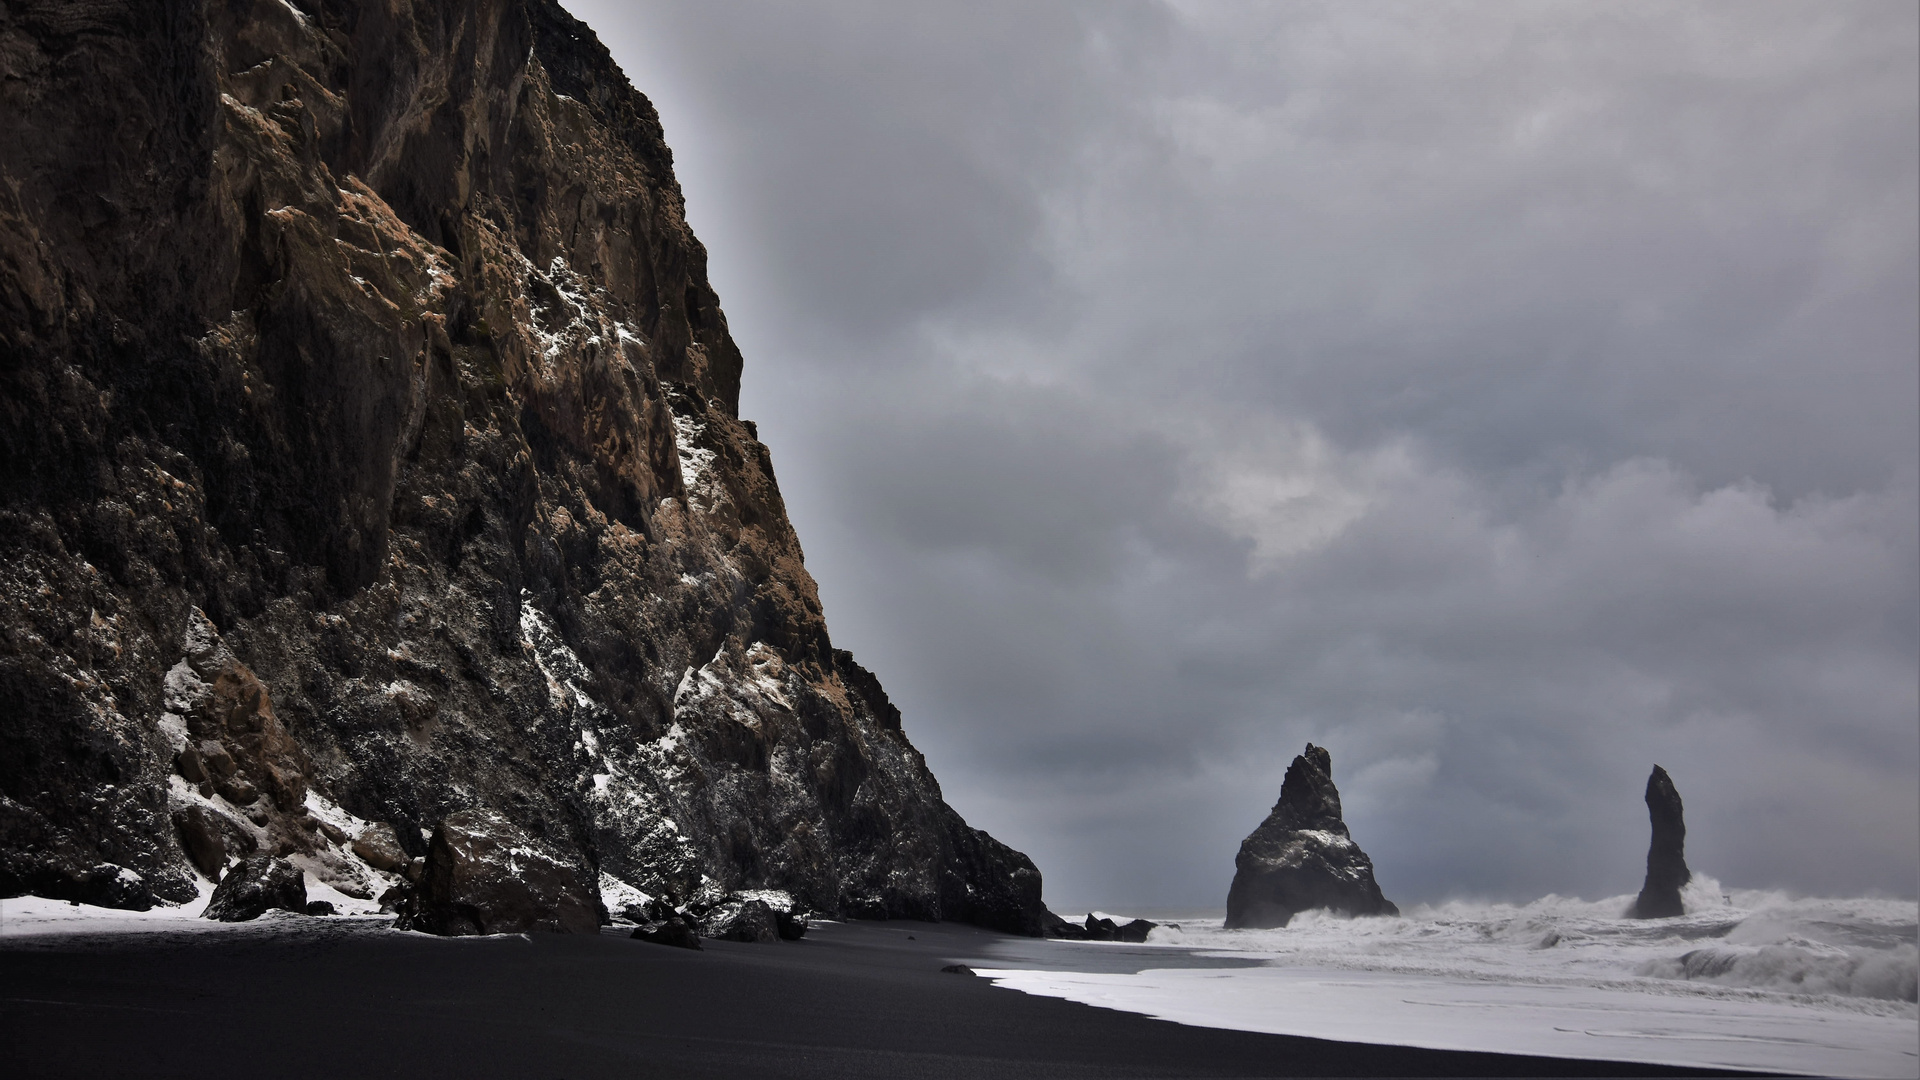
[0,917,1776,1078]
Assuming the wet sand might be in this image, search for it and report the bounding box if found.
[0,916,1778,1078]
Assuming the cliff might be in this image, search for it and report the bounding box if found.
[0,0,1044,933]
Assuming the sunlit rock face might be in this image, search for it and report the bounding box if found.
[1225,744,1398,929]
[1627,765,1690,919]
[0,0,1044,935]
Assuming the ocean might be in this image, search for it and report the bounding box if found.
[984,877,1918,1077]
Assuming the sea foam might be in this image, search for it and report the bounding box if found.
[976,878,1919,1078]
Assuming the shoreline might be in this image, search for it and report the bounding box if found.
[0,909,1773,1078]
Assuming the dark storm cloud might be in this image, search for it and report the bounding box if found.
[568,1,1918,908]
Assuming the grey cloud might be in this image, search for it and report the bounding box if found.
[567,1,1917,909]
[589,1,1171,342]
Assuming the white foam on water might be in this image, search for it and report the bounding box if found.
[983,880,1918,1078]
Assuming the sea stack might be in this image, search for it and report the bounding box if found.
[1627,765,1691,919]
[1225,744,1398,929]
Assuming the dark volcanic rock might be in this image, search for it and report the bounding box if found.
[614,896,670,925]
[1627,765,1691,919]
[689,889,807,940]
[632,915,702,950]
[204,855,306,921]
[1044,911,1091,939]
[776,908,808,941]
[1081,913,1159,943]
[0,0,1047,936]
[697,897,780,943]
[412,810,597,936]
[377,883,416,919]
[350,824,411,875]
[1225,745,1398,929]
[172,805,229,881]
[13,861,156,912]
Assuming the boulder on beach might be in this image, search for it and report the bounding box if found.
[632,916,703,950]
[688,891,810,942]
[1081,913,1158,942]
[1225,744,1398,929]
[1044,911,1090,939]
[14,860,156,912]
[204,855,306,921]
[410,810,598,936]
[350,823,412,875]
[1627,765,1691,919]
[697,898,780,942]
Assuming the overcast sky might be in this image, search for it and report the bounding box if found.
[564,1,1918,911]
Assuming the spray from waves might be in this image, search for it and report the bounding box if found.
[1638,941,1918,1002]
[1633,879,1919,1002]
[1141,873,1919,1006]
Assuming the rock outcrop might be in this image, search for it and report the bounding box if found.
[204,854,306,921]
[9,861,155,912]
[349,823,410,876]
[0,0,1044,935]
[1627,765,1690,919]
[1081,913,1156,942]
[410,809,599,935]
[689,889,808,942]
[1225,744,1398,929]
[632,915,702,950]
[697,897,779,943]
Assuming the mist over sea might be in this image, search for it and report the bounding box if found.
[990,877,1918,1077]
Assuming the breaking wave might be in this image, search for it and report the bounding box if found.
[1638,941,1917,1002]
[994,878,1915,1077]
[1138,874,1919,1005]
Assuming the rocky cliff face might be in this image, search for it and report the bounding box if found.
[0,0,1044,934]
[1225,744,1397,929]
[1627,765,1689,919]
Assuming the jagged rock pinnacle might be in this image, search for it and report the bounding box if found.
[1225,744,1398,929]
[1628,765,1691,919]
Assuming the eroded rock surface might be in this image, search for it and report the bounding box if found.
[1627,765,1690,919]
[1081,913,1156,942]
[697,897,779,943]
[632,915,701,950]
[0,0,1044,935]
[687,889,808,942]
[1225,744,1398,929]
[411,809,597,935]
[204,854,306,921]
[349,823,410,875]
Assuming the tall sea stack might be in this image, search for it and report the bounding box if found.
[1225,744,1397,929]
[1627,765,1690,919]
[0,0,1044,934]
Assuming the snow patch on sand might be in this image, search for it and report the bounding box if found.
[599,873,654,922]
[1,890,211,936]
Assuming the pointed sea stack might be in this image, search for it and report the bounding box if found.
[1627,765,1691,919]
[1225,745,1398,929]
